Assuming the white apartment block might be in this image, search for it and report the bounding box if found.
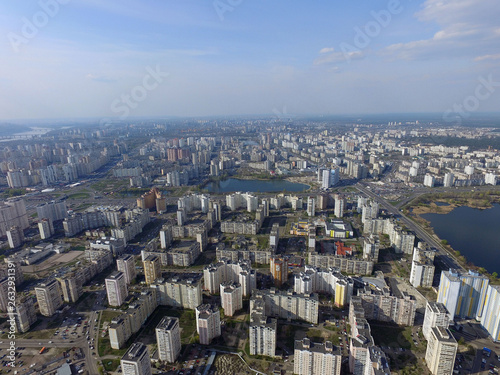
[151,274,203,310]
[249,310,277,357]
[121,342,152,375]
[35,280,63,317]
[220,281,242,317]
[425,327,458,375]
[203,258,256,297]
[156,317,181,363]
[105,271,128,307]
[196,304,221,345]
[294,338,341,375]
[250,289,319,324]
[437,269,489,319]
[480,285,500,342]
[410,247,435,288]
[423,302,451,341]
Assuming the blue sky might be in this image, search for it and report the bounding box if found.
[0,0,499,120]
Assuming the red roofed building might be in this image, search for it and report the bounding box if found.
[335,241,352,257]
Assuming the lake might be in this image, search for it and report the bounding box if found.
[204,178,310,193]
[421,204,500,274]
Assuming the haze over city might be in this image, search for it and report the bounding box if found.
[1,0,500,120]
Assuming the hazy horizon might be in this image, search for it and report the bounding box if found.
[1,0,500,121]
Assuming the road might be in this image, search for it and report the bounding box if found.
[355,182,464,272]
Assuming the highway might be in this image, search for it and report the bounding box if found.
[355,182,465,272]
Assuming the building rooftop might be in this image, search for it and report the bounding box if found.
[294,338,340,355]
[156,316,179,331]
[122,342,148,362]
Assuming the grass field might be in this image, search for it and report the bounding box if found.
[68,192,91,200]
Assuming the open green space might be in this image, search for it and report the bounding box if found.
[103,358,121,372]
[67,192,91,199]
[98,336,128,357]
[369,322,413,350]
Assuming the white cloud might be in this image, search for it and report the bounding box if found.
[314,48,364,65]
[474,53,500,62]
[383,0,500,61]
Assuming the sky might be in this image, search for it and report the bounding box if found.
[0,0,499,121]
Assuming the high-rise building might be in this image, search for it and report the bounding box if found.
[117,255,137,285]
[36,200,68,222]
[307,197,315,217]
[423,302,451,341]
[334,195,344,218]
[105,271,128,307]
[249,308,277,357]
[57,275,82,303]
[480,285,500,342]
[322,170,331,189]
[443,172,454,187]
[203,259,256,298]
[362,235,380,261]
[15,296,37,333]
[159,225,173,249]
[220,281,242,317]
[0,199,29,237]
[151,273,203,310]
[425,327,458,375]
[269,223,280,250]
[196,304,221,345]
[121,342,152,375]
[270,256,288,287]
[155,317,181,363]
[437,269,489,319]
[6,226,24,249]
[0,278,8,312]
[409,247,435,288]
[143,255,161,285]
[35,280,63,317]
[38,218,54,239]
[294,338,341,375]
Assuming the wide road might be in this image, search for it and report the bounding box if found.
[355,182,465,272]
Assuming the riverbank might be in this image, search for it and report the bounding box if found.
[406,192,500,284]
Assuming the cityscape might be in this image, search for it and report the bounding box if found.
[1,1,500,375]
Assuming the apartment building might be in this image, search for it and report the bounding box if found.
[410,247,436,288]
[249,307,277,357]
[425,327,458,375]
[196,304,221,345]
[423,302,451,341]
[250,289,319,324]
[294,338,341,375]
[105,271,128,307]
[220,281,242,317]
[117,255,137,285]
[35,279,63,317]
[150,273,202,310]
[480,285,500,342]
[143,255,161,285]
[204,258,256,298]
[156,317,181,363]
[437,269,489,319]
[121,342,152,375]
[270,256,288,287]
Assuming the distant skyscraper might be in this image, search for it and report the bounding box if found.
[6,226,24,248]
[121,342,152,375]
[38,218,54,239]
[306,197,316,217]
[334,195,344,218]
[155,317,181,363]
[322,169,331,189]
[0,199,29,237]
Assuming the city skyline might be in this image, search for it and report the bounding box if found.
[1,0,500,120]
